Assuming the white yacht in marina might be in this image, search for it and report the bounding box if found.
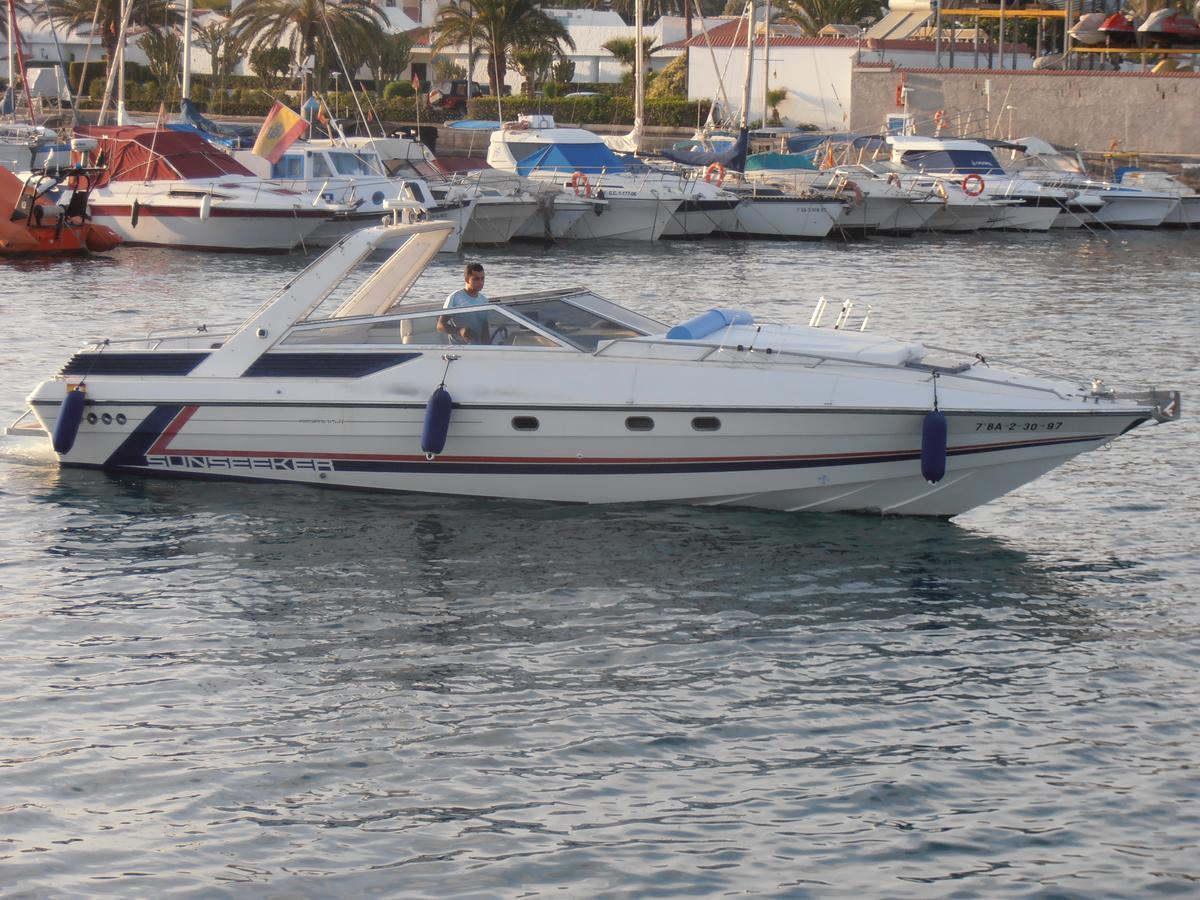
[1004,138,1180,228]
[74,126,350,252]
[887,136,1073,231]
[486,116,689,242]
[233,138,474,250]
[15,214,1180,518]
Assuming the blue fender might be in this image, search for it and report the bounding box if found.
[921,410,948,484]
[52,387,87,454]
[421,386,453,456]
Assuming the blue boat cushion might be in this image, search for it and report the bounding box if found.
[667,309,754,341]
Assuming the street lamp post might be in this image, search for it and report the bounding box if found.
[331,70,341,119]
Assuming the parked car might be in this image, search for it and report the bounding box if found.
[428,80,491,111]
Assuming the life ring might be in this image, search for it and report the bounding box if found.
[428,89,444,104]
[933,108,946,130]
[704,161,726,187]
[837,178,863,207]
[961,173,985,197]
[570,170,591,197]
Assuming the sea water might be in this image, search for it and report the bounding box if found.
[1,230,1198,895]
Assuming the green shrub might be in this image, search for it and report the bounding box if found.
[470,95,711,128]
[383,80,414,100]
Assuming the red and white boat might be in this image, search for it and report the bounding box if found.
[74,126,351,252]
[1138,8,1200,46]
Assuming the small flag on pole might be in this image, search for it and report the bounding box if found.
[252,100,306,163]
[411,72,421,92]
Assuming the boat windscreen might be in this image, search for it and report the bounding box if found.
[507,297,649,351]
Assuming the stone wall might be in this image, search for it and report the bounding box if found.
[850,66,1200,156]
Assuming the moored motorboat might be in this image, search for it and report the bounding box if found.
[0,158,121,255]
[15,217,1181,517]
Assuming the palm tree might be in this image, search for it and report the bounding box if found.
[232,0,388,94]
[602,35,658,74]
[138,27,184,102]
[42,0,183,64]
[775,0,877,36]
[432,0,574,98]
[2,2,31,43]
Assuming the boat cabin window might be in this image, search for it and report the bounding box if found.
[505,298,648,351]
[282,309,560,348]
[311,153,333,178]
[329,151,382,177]
[272,156,304,179]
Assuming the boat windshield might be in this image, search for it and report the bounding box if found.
[899,149,1005,175]
[500,292,662,351]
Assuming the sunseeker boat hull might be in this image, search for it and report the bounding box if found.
[20,221,1180,518]
[25,393,1160,517]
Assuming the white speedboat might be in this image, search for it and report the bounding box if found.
[753,165,940,235]
[1116,169,1200,226]
[16,217,1180,517]
[887,136,1073,231]
[74,126,349,252]
[234,138,474,250]
[1006,138,1181,228]
[487,116,688,242]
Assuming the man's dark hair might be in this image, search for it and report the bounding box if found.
[464,262,485,277]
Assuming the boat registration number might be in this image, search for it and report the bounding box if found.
[974,421,1065,432]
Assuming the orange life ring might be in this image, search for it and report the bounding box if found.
[837,178,864,207]
[704,161,726,187]
[961,173,985,197]
[570,170,591,197]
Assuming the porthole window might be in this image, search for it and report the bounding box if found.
[691,416,721,431]
[512,416,540,431]
[86,412,98,424]
[625,416,654,431]
[115,413,127,425]
[101,413,113,424]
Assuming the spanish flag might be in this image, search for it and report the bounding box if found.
[252,101,306,164]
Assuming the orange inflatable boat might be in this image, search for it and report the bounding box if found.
[1,164,122,255]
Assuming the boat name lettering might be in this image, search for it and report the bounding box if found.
[974,421,1064,432]
[146,455,334,471]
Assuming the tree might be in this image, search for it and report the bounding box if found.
[194,18,242,111]
[646,51,687,99]
[511,47,554,94]
[432,0,575,98]
[138,28,184,102]
[602,35,658,74]
[766,87,786,124]
[367,31,413,86]
[1,3,31,44]
[232,0,388,94]
[250,45,292,91]
[775,0,878,36]
[43,0,183,65]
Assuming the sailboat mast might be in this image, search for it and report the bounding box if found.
[181,0,193,101]
[739,0,755,129]
[761,0,770,125]
[6,0,15,119]
[116,0,128,124]
[634,0,644,133]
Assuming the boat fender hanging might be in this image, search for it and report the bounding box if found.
[421,386,453,459]
[130,199,141,228]
[52,387,87,454]
[199,193,212,222]
[921,409,948,484]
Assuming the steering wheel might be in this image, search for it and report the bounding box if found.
[489,326,510,346]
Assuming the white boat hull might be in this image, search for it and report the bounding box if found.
[732,197,839,239]
[87,194,328,251]
[462,197,538,244]
[1092,193,1178,228]
[28,396,1147,517]
[563,195,679,242]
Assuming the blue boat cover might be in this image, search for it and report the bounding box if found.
[516,141,630,176]
[659,128,749,173]
[176,99,257,149]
